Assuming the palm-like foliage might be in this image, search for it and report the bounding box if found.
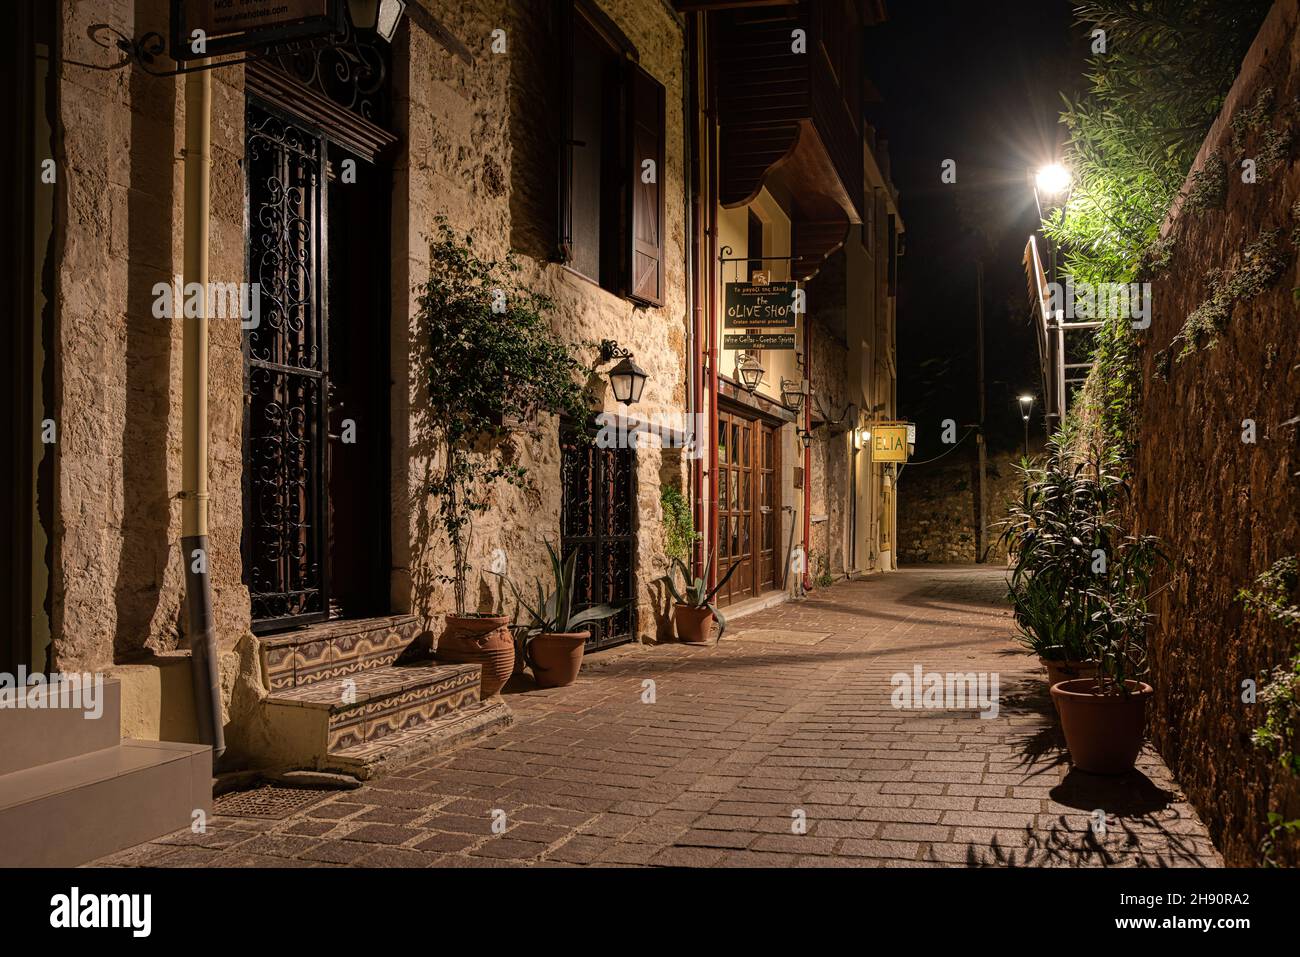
[493,541,625,668]
[658,554,741,642]
[999,440,1164,692]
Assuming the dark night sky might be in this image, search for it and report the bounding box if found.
[866,0,1086,457]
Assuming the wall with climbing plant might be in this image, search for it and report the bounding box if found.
[1059,0,1300,866]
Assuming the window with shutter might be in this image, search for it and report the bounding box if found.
[628,64,665,307]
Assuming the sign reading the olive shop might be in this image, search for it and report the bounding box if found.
[723,333,796,351]
[171,0,342,60]
[724,281,797,329]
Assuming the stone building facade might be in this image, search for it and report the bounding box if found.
[7,0,900,794]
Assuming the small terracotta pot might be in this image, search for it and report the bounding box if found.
[528,631,589,688]
[1051,678,1153,775]
[673,604,715,644]
[435,614,515,698]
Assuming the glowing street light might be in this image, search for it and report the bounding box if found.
[1017,394,1034,458]
[1034,163,1072,199]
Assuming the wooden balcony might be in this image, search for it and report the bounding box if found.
[700,0,874,278]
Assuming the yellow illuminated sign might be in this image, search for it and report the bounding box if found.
[870,425,910,463]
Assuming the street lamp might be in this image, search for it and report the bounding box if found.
[737,354,765,394]
[348,0,408,41]
[780,377,807,414]
[1034,163,1072,200]
[597,340,648,405]
[1017,394,1034,458]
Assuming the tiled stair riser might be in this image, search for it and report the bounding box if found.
[326,672,481,751]
[259,616,421,691]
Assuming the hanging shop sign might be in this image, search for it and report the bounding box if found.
[171,0,344,60]
[724,281,797,329]
[870,423,912,463]
[723,333,796,351]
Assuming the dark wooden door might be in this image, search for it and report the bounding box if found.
[244,100,329,631]
[561,425,637,652]
[244,100,389,631]
[716,409,755,606]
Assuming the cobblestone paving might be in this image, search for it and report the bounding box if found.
[99,566,1222,868]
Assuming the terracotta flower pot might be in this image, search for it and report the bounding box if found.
[1039,657,1098,688]
[673,603,715,644]
[1050,678,1153,775]
[435,614,515,698]
[528,631,589,688]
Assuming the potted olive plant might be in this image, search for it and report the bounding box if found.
[658,555,741,644]
[1051,532,1164,774]
[1000,441,1121,689]
[495,541,625,688]
[418,219,591,696]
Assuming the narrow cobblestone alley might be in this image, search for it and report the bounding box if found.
[102,567,1220,868]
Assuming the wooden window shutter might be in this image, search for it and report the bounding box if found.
[556,0,576,262]
[627,63,665,307]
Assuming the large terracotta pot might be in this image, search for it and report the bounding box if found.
[435,615,515,698]
[673,604,715,644]
[1039,657,1098,687]
[528,631,589,688]
[1051,678,1153,775]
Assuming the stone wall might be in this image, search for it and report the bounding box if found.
[1129,0,1300,866]
[52,0,249,682]
[897,447,1025,565]
[50,0,689,760]
[389,0,688,640]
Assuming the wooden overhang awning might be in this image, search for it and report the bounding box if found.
[706,0,871,279]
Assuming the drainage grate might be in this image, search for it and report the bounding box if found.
[213,785,334,820]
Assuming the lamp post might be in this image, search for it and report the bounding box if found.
[1017,394,1034,458]
[1033,163,1072,423]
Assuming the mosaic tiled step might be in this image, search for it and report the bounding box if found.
[327,699,513,779]
[258,615,429,692]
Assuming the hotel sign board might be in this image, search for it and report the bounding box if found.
[171,0,343,60]
[724,281,797,329]
[870,423,911,463]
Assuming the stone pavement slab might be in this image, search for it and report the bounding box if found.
[96,567,1221,868]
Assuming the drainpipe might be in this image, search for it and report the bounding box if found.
[704,17,719,590]
[182,62,225,767]
[802,315,812,591]
[685,15,703,576]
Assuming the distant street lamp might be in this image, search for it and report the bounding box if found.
[1017,394,1034,458]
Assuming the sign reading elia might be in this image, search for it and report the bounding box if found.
[870,424,912,463]
[723,281,797,329]
[170,0,343,60]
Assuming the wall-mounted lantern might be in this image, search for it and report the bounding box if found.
[347,0,408,42]
[597,340,648,406]
[780,377,808,415]
[736,354,765,394]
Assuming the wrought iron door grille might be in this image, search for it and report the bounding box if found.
[244,102,328,630]
[561,426,637,652]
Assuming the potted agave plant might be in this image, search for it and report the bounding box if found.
[496,541,624,689]
[658,555,740,645]
[418,219,590,698]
